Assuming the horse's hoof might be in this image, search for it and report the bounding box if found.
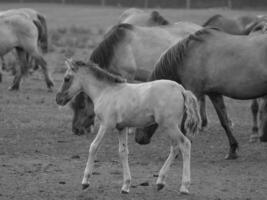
[82,183,90,190]
[157,183,165,191]
[260,136,267,142]
[225,153,238,160]
[121,190,129,194]
[180,187,189,195]
[8,86,19,91]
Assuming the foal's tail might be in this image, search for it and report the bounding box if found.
[181,89,202,136]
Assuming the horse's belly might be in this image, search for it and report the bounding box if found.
[213,81,267,99]
[117,110,154,128]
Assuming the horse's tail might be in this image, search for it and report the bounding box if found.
[181,89,201,136]
[34,14,48,53]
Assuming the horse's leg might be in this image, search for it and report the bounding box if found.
[259,96,267,142]
[208,94,238,159]
[34,54,54,91]
[8,49,26,91]
[118,128,131,193]
[250,99,259,142]
[82,125,107,189]
[199,95,208,130]
[156,127,191,194]
[0,56,6,83]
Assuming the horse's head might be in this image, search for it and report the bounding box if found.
[70,92,95,135]
[245,17,267,35]
[56,58,83,106]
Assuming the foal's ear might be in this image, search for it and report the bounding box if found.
[65,58,78,72]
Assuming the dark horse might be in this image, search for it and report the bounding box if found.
[136,27,267,159]
[202,14,267,142]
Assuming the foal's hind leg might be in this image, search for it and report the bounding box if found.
[156,126,191,194]
[118,128,131,193]
[208,94,238,159]
[250,99,259,142]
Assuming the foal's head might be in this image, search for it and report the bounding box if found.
[56,59,85,106]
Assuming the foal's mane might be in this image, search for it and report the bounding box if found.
[74,60,126,84]
[90,23,134,69]
[149,27,218,82]
[203,14,223,27]
[150,10,170,25]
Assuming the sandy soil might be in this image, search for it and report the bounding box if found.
[0,3,267,200]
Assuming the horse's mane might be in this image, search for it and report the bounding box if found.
[203,14,223,27]
[150,10,170,25]
[89,23,134,69]
[73,60,126,84]
[149,27,218,82]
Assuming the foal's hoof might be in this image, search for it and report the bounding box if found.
[82,183,90,190]
[180,186,189,195]
[121,190,129,194]
[157,183,165,191]
[225,153,238,160]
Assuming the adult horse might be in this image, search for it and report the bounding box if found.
[119,8,170,26]
[70,22,202,135]
[135,27,267,159]
[0,8,49,87]
[0,13,53,90]
[203,14,267,141]
[245,20,267,142]
[56,59,201,194]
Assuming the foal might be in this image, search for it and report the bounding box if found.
[56,59,201,194]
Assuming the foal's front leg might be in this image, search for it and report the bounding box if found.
[118,128,131,193]
[82,125,107,189]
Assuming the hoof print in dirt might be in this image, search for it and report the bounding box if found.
[71,155,80,159]
[139,181,149,186]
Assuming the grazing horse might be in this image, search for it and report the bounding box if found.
[135,27,267,159]
[0,8,48,53]
[56,59,201,194]
[70,22,202,135]
[0,13,53,90]
[245,20,267,142]
[119,8,170,26]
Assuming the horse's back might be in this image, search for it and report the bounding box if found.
[183,30,267,98]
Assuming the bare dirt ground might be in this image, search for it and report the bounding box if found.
[0,3,267,200]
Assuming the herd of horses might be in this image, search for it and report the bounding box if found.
[2,7,267,195]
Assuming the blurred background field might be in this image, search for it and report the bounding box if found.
[0,2,267,200]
